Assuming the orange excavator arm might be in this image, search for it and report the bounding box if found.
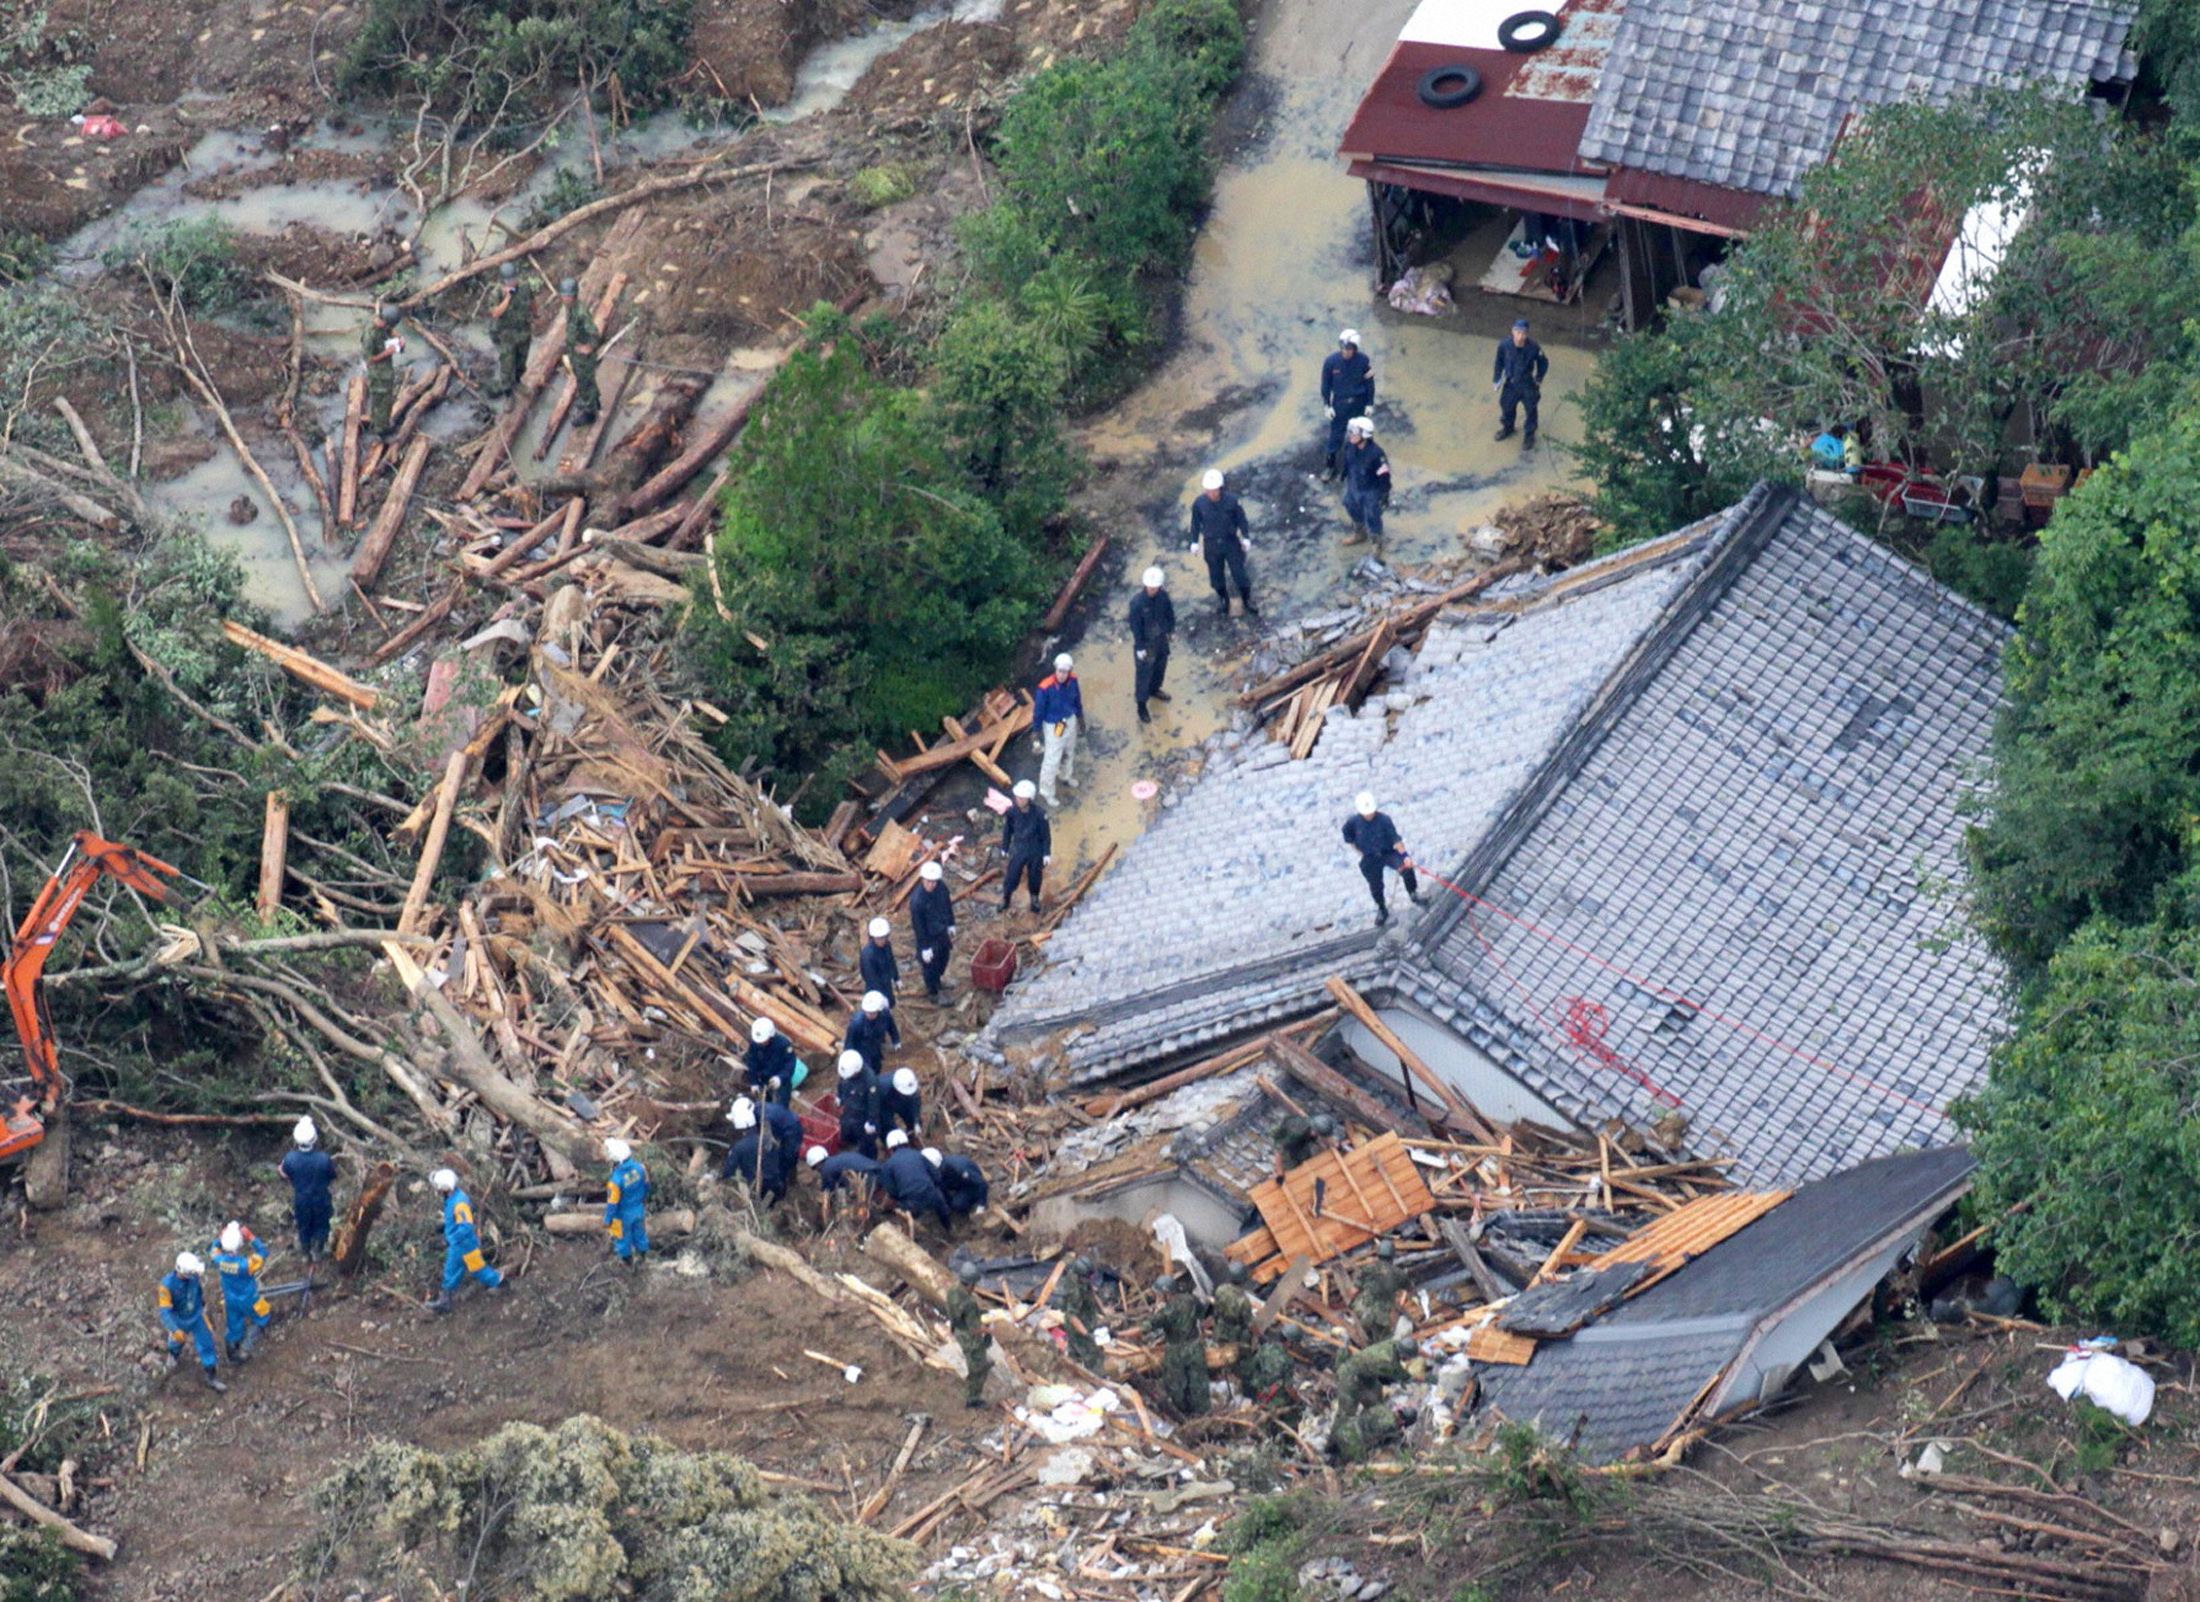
[2,832,183,1163]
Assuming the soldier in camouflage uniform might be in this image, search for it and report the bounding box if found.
[488,261,535,396]
[1147,1275,1208,1418]
[1329,1336,1416,1462]
[1352,1238,1408,1341]
[1211,1262,1257,1357]
[362,304,402,437]
[1271,1111,1335,1175]
[1056,1257,1105,1370]
[949,1260,990,1409]
[557,277,601,424]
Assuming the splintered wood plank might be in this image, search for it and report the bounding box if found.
[1242,1133,1434,1271]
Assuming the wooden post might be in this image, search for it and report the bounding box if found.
[1323,975,1493,1139]
[256,789,290,921]
[331,1160,396,1279]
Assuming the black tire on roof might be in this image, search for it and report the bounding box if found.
[1416,63,1484,108]
[1497,9,1564,52]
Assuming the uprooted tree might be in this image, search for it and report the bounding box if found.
[301,1415,917,1602]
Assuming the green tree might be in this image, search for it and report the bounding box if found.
[1968,404,2200,969]
[687,317,1053,802]
[1956,917,2200,1342]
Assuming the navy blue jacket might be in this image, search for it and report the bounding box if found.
[938,1153,990,1215]
[763,1101,805,1156]
[910,882,954,950]
[1033,673,1084,726]
[723,1132,794,1192]
[745,1033,796,1093]
[1190,492,1250,557]
[879,1083,922,1135]
[1128,588,1176,652]
[280,1147,335,1209]
[817,1151,883,1194]
[1001,803,1051,864]
[1321,348,1375,410]
[860,940,899,1000]
[1340,439,1390,500]
[844,1009,900,1068]
[1343,811,1405,866]
[879,1148,952,1225]
[1492,337,1549,391]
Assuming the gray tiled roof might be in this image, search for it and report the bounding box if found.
[991,485,2006,1186]
[1404,493,2007,1184]
[994,530,1715,1079]
[1476,1147,1974,1462]
[1578,0,2138,199]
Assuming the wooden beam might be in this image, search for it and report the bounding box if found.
[336,370,365,529]
[221,620,380,711]
[349,434,432,590]
[397,748,470,935]
[1324,976,1493,1140]
[1041,532,1110,631]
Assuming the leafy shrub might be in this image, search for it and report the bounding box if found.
[0,224,50,282]
[9,60,86,116]
[0,1,88,118]
[102,218,251,317]
[0,1528,78,1602]
[521,165,601,232]
[849,163,918,209]
[305,1414,915,1601]
[340,0,695,118]
[1920,522,2033,622]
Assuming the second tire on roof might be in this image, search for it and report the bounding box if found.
[1497,9,1563,52]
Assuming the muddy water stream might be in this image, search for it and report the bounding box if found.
[1036,0,1608,879]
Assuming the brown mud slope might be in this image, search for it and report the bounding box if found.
[0,1134,991,1602]
[690,0,871,106]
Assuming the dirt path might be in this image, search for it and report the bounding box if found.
[1034,0,1608,878]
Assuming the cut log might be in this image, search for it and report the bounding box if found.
[367,579,462,668]
[337,370,365,528]
[730,871,861,898]
[0,1467,115,1560]
[331,1160,396,1279]
[862,1221,956,1312]
[220,620,380,711]
[397,748,470,935]
[584,526,704,578]
[21,1107,68,1211]
[544,1207,696,1236]
[256,789,290,921]
[350,434,433,590]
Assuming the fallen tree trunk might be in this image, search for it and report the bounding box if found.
[862,1222,955,1312]
[331,1160,396,1279]
[0,1468,116,1560]
[543,1207,696,1236]
[583,527,705,579]
[220,620,381,711]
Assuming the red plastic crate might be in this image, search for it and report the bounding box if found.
[971,938,1018,993]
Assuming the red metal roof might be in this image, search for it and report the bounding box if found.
[1346,160,1607,223]
[1604,167,1769,235]
[1340,39,1599,174]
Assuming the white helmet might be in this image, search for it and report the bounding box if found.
[293,1117,318,1147]
[892,1067,919,1096]
[729,1097,757,1131]
[1141,566,1165,588]
[885,1129,909,1149]
[431,1168,458,1193]
[750,1017,776,1044]
[806,1145,829,1168]
[219,1221,244,1254]
[1347,416,1375,438]
[604,1137,633,1163]
[175,1251,203,1277]
[862,990,888,1015]
[1339,328,1361,347]
[867,917,891,940]
[1201,469,1224,490]
[1054,653,1073,673]
[919,860,943,882]
[838,1049,866,1078]
[922,1147,943,1167]
[1355,792,1378,816]
[1013,779,1036,801]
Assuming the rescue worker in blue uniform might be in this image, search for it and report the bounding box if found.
[1343,791,1429,927]
[723,1096,804,1199]
[209,1220,271,1363]
[1492,317,1550,449]
[1000,779,1051,910]
[909,859,955,1001]
[1319,328,1375,476]
[929,1148,990,1218]
[279,1116,336,1261]
[1339,417,1391,545]
[428,1168,503,1312]
[1127,569,1176,725]
[1033,653,1084,808]
[602,1136,649,1264]
[807,1143,883,1227]
[157,1251,225,1391]
[834,1049,882,1157]
[1189,468,1256,617]
[880,1067,924,1138]
[860,918,900,1002]
[843,989,900,1074]
[744,1016,798,1108]
[879,1131,953,1228]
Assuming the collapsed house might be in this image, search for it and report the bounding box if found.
[989,484,2009,1189]
[1339,0,2140,321]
